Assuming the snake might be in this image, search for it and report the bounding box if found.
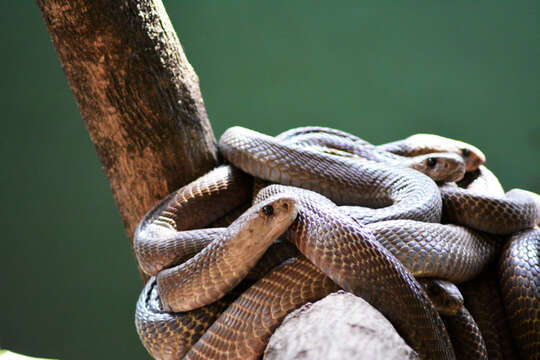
[274,126,485,172]
[460,268,520,360]
[134,126,540,359]
[454,162,538,360]
[499,227,540,360]
[271,126,539,234]
[416,279,488,360]
[377,132,486,172]
[275,129,466,183]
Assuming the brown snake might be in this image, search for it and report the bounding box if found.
[499,227,540,360]
[460,268,519,360]
[134,126,539,359]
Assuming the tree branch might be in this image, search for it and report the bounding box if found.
[37,0,220,279]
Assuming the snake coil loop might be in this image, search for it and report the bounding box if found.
[134,126,539,360]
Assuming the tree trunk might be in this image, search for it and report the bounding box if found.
[36,0,220,279]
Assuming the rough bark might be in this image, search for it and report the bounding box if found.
[36,1,220,276]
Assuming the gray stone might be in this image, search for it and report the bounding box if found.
[264,291,418,360]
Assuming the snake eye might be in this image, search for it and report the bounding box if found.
[262,205,274,216]
[461,148,471,157]
[427,157,437,168]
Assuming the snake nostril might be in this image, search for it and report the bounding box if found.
[262,205,274,216]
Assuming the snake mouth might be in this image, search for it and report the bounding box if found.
[464,147,486,172]
[446,166,466,183]
[466,156,484,172]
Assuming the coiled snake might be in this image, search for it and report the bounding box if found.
[134,126,539,360]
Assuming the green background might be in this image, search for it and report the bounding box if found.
[1,1,538,359]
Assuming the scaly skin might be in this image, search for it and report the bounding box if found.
[499,227,540,360]
[442,306,488,360]
[366,220,501,283]
[256,185,454,360]
[278,126,483,172]
[460,269,519,360]
[441,186,539,235]
[220,126,443,224]
[134,165,252,276]
[157,195,298,312]
[418,278,490,360]
[134,126,539,360]
[279,131,466,182]
[183,257,339,360]
[135,277,241,360]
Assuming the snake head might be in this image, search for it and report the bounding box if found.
[405,134,486,172]
[418,279,464,316]
[408,152,466,182]
[459,147,485,172]
[257,196,298,227]
[230,195,299,256]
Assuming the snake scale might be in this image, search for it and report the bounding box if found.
[134,126,539,360]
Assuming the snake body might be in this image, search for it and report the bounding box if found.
[365,220,500,283]
[255,185,453,359]
[418,279,490,360]
[499,227,540,360]
[417,279,489,360]
[134,165,253,276]
[441,306,488,360]
[277,126,483,173]
[460,269,519,360]
[156,194,297,313]
[278,131,466,182]
[441,186,539,235]
[134,126,539,360]
[220,126,443,224]
[136,277,240,360]
[181,257,339,359]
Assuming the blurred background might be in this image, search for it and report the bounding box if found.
[1,1,538,359]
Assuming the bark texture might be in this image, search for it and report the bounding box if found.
[36,0,220,258]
